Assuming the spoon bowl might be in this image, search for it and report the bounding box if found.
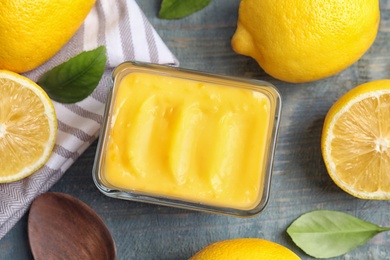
[28,192,116,260]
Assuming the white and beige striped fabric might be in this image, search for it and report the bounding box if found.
[0,0,179,239]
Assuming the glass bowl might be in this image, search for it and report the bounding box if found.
[93,61,282,217]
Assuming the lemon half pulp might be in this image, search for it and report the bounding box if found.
[322,80,390,199]
[0,70,57,183]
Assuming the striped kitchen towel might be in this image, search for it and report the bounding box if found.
[0,0,179,239]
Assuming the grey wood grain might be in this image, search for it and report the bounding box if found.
[1,0,390,259]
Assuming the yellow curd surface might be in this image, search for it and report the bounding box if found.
[104,72,271,210]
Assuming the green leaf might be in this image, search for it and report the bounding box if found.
[287,210,390,258]
[158,0,212,19]
[38,46,107,103]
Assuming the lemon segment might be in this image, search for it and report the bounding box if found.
[0,70,57,183]
[322,80,390,199]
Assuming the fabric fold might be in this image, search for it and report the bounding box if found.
[0,0,179,240]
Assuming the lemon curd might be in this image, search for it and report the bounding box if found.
[103,72,271,210]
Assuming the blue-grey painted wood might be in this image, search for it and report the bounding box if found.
[1,0,390,259]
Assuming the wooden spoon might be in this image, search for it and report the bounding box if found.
[28,192,116,260]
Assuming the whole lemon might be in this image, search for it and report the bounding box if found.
[0,0,96,73]
[189,238,300,260]
[231,0,380,83]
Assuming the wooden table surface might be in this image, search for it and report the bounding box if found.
[2,0,390,259]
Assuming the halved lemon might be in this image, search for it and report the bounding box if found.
[0,70,57,183]
[322,80,390,199]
